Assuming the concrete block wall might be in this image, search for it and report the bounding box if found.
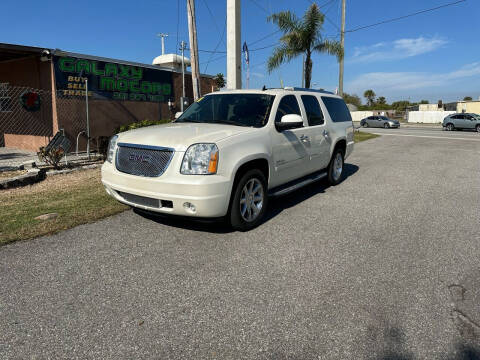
[407,111,455,124]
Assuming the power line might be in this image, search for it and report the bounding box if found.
[249,29,282,47]
[345,0,466,33]
[201,0,226,47]
[175,0,180,54]
[248,0,269,14]
[203,18,227,73]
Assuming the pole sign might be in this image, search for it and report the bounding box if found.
[53,56,173,103]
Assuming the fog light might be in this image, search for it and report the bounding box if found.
[183,202,197,214]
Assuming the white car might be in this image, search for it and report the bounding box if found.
[101,87,354,231]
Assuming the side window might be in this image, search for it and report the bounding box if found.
[321,97,352,123]
[275,95,301,123]
[301,95,324,126]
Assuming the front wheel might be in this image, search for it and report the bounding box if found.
[476,124,480,133]
[446,123,454,131]
[363,122,369,128]
[384,123,389,129]
[229,169,268,231]
[327,149,344,186]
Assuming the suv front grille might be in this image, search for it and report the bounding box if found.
[115,143,174,177]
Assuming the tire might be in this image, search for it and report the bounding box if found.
[384,123,389,129]
[229,169,268,231]
[363,122,369,128]
[446,123,454,131]
[327,148,344,186]
[476,124,480,133]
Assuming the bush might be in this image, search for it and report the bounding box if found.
[38,146,65,169]
[117,119,171,133]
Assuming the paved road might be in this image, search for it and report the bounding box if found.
[1,134,480,359]
[360,126,480,140]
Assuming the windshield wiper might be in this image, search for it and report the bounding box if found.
[176,119,202,123]
[213,120,249,127]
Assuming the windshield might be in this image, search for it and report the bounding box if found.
[176,93,275,128]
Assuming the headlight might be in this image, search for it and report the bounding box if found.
[106,135,118,163]
[181,143,219,175]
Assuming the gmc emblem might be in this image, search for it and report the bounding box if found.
[128,153,151,163]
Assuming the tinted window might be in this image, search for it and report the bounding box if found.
[321,97,352,123]
[301,95,324,126]
[275,95,301,123]
[177,94,275,128]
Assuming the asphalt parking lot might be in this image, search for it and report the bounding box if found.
[1,129,479,359]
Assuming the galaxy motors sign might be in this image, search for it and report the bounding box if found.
[53,56,173,103]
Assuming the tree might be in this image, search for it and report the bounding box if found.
[391,100,411,111]
[377,96,386,106]
[463,96,472,101]
[342,93,362,107]
[214,73,225,89]
[266,3,343,88]
[420,99,429,104]
[363,90,376,107]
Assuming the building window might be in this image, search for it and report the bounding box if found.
[0,83,12,112]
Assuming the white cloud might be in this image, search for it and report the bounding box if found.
[346,62,480,95]
[350,36,447,63]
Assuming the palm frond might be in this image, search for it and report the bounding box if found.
[313,39,344,61]
[304,3,324,45]
[267,11,300,33]
[267,45,298,73]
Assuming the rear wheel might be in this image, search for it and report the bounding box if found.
[327,148,344,186]
[446,123,454,131]
[229,169,268,231]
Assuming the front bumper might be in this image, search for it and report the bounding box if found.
[101,152,232,218]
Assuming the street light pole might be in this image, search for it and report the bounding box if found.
[338,0,346,96]
[227,0,241,89]
[157,33,169,55]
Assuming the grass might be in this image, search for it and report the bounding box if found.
[0,168,127,245]
[354,131,380,143]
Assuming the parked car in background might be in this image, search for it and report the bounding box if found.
[102,87,354,231]
[443,113,480,132]
[360,116,400,128]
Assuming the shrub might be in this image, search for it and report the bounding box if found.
[38,146,65,169]
[117,119,171,133]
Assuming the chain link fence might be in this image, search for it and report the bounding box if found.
[0,84,54,147]
[0,83,90,152]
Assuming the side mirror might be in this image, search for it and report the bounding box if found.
[175,112,183,119]
[276,114,304,131]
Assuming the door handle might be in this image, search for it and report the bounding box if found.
[322,130,329,138]
[300,135,309,143]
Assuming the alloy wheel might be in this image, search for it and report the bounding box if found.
[332,152,343,181]
[239,178,264,222]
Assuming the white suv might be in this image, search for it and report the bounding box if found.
[101,87,354,230]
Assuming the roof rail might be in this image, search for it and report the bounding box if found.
[286,87,335,95]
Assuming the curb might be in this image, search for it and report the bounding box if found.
[0,168,46,190]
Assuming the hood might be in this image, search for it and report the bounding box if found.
[117,122,256,151]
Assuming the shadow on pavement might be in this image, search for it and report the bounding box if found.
[133,163,359,233]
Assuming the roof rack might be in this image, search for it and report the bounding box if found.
[284,87,335,95]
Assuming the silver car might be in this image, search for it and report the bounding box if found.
[360,116,400,128]
[443,113,480,132]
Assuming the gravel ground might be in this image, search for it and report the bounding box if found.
[1,130,479,359]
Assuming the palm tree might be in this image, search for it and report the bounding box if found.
[266,3,343,89]
[364,90,376,107]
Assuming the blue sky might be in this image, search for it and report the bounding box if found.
[1,0,479,103]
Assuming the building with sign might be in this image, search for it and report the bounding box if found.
[0,42,216,151]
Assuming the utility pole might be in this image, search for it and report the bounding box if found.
[180,40,187,111]
[338,0,346,96]
[187,0,201,100]
[157,33,169,55]
[227,0,241,89]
